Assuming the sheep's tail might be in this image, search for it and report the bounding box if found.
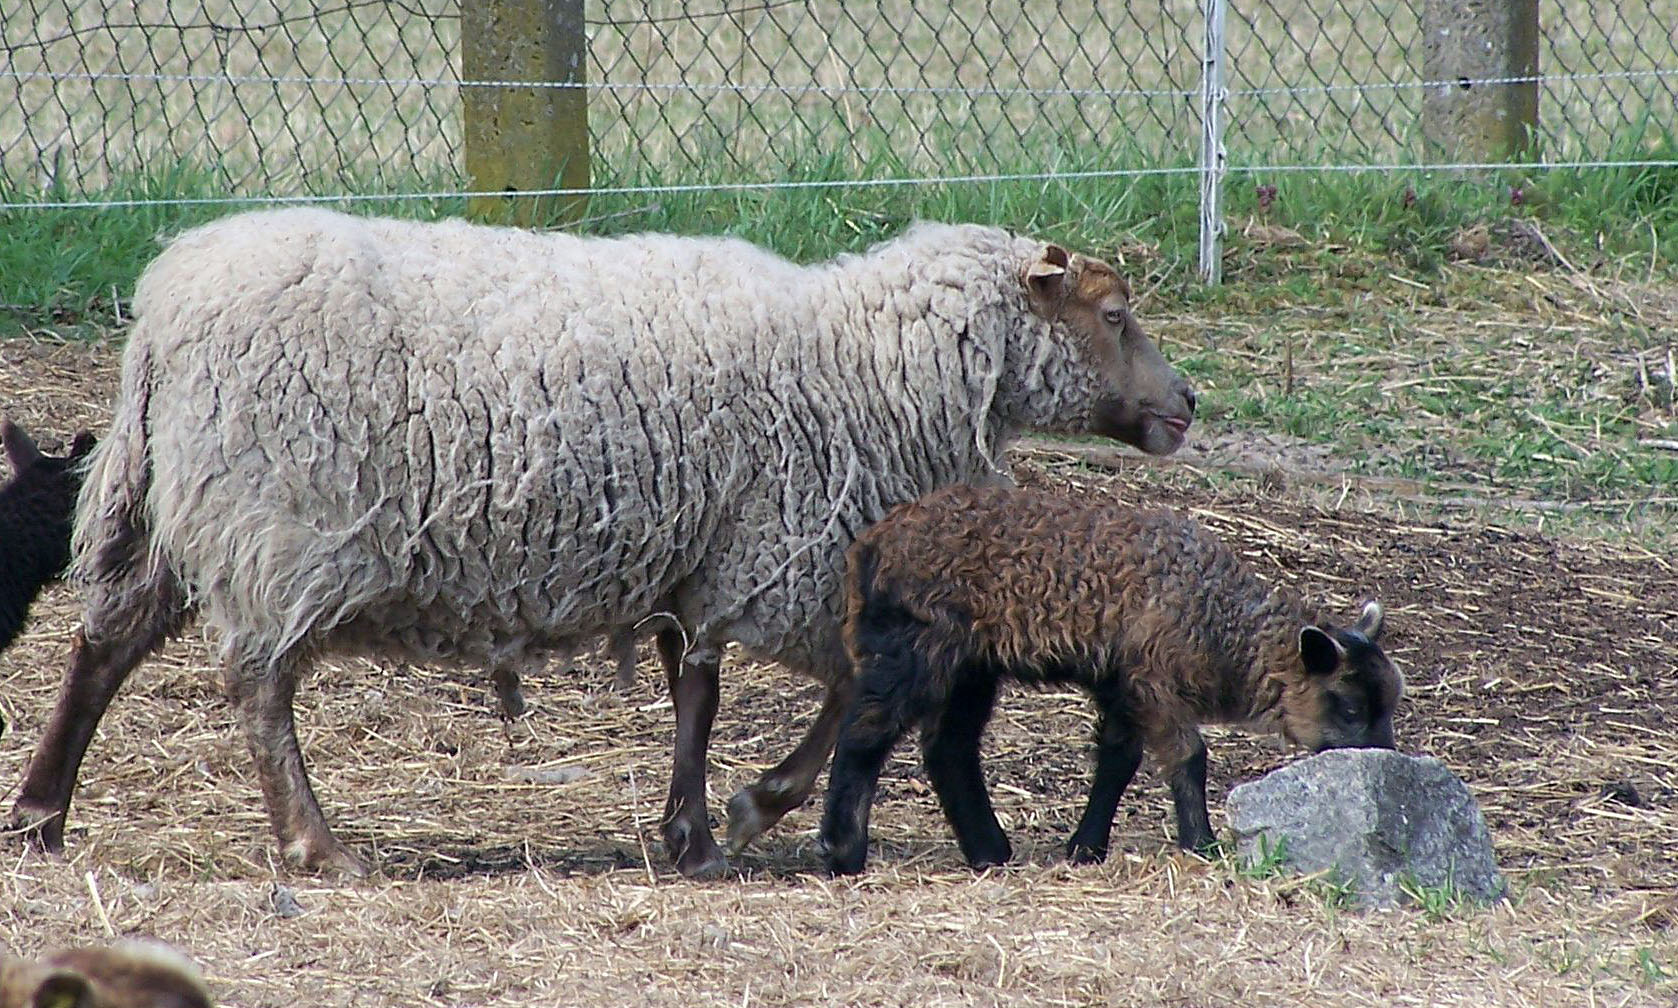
[71,336,187,643]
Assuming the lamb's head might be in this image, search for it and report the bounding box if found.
[2,419,95,488]
[1018,244,1195,455]
[1277,601,1403,753]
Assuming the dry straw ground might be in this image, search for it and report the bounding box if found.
[1,264,1676,1007]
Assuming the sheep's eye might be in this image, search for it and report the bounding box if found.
[1103,308,1125,325]
[1334,695,1367,722]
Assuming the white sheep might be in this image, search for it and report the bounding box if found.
[10,208,1196,878]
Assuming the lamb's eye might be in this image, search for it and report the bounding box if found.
[1103,308,1125,325]
[1335,695,1367,722]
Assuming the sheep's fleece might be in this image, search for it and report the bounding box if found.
[80,208,1102,678]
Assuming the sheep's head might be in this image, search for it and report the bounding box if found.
[1278,601,1403,753]
[1021,245,1195,456]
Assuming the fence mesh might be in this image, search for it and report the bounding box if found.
[2,1,1675,202]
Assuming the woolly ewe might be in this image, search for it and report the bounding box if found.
[11,209,1195,877]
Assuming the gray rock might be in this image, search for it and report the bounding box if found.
[1226,748,1504,907]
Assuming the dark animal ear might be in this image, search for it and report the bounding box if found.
[70,432,97,459]
[3,419,43,471]
[1024,244,1071,303]
[31,970,95,1008]
[1298,626,1345,678]
[1354,600,1384,640]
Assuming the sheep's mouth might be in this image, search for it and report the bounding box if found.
[1091,399,1191,456]
[1149,411,1191,436]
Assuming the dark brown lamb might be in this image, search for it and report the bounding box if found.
[820,484,1403,874]
[0,420,95,654]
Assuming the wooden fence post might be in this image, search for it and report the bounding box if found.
[462,0,590,225]
[1421,0,1540,163]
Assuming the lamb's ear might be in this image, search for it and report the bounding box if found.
[2,419,42,471]
[69,431,96,460]
[1024,244,1071,302]
[1354,600,1384,640]
[29,970,95,1008]
[1299,626,1345,678]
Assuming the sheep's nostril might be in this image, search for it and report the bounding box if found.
[1180,384,1197,416]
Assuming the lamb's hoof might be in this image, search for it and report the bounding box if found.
[8,802,67,853]
[284,836,372,880]
[723,790,767,856]
[966,840,1013,871]
[817,834,866,876]
[1065,841,1109,866]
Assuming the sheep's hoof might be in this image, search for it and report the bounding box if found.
[8,802,67,853]
[284,836,371,880]
[723,790,767,855]
[664,819,730,880]
[676,849,731,881]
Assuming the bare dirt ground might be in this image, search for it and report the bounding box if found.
[1,332,1675,1007]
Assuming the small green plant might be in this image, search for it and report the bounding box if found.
[1398,874,1473,921]
[1635,947,1670,985]
[1233,832,1289,880]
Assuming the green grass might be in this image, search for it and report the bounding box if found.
[4,144,1675,536]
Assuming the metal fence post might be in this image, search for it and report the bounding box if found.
[1421,0,1540,162]
[462,0,590,225]
[1198,0,1229,285]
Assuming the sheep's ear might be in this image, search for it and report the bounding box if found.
[1298,626,1345,678]
[30,970,95,1008]
[3,419,43,471]
[1354,601,1384,640]
[1024,244,1071,301]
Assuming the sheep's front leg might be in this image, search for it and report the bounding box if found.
[224,652,369,878]
[921,670,1011,870]
[724,677,853,855]
[1163,727,1216,853]
[656,630,728,879]
[1065,704,1144,864]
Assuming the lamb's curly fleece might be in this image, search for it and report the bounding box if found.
[75,208,1112,684]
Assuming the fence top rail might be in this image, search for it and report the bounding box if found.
[4,67,1675,99]
[6,158,1673,213]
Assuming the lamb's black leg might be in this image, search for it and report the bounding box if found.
[1066,705,1144,865]
[921,668,1010,870]
[819,704,906,875]
[1167,730,1216,853]
[819,616,925,875]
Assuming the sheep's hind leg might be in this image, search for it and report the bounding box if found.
[224,649,369,878]
[818,678,915,875]
[12,626,169,851]
[921,670,1010,870]
[657,629,728,879]
[724,676,855,856]
[12,574,185,852]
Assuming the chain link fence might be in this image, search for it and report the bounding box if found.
[2,1,1675,202]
